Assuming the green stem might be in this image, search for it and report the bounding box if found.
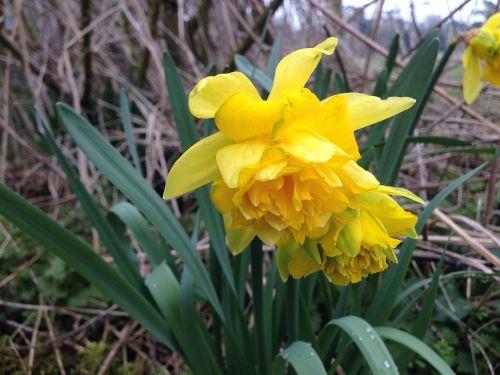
[251,238,270,375]
[287,278,300,343]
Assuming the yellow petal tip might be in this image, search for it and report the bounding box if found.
[315,37,338,55]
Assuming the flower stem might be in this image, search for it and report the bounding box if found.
[251,238,270,375]
[287,278,300,343]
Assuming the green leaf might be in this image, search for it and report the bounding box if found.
[395,271,489,305]
[56,103,225,323]
[146,264,223,375]
[372,34,399,97]
[378,38,439,184]
[380,39,458,184]
[367,150,500,324]
[266,33,281,80]
[0,183,175,349]
[250,239,271,375]
[109,202,166,267]
[359,33,438,169]
[398,257,444,368]
[162,52,236,296]
[384,33,400,76]
[38,109,146,295]
[119,90,142,174]
[274,341,327,375]
[179,270,224,375]
[327,316,398,375]
[376,327,456,375]
[334,72,346,94]
[235,54,273,92]
[406,136,471,146]
[405,146,496,160]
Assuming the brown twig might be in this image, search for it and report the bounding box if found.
[433,208,500,268]
[226,0,284,70]
[480,159,498,225]
[309,0,499,133]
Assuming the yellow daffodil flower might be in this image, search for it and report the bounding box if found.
[463,12,500,104]
[164,37,420,284]
[278,186,424,285]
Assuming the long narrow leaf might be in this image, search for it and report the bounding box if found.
[327,316,398,375]
[376,327,455,375]
[146,263,224,375]
[119,90,142,174]
[56,103,225,322]
[109,202,166,267]
[266,33,281,79]
[0,183,175,349]
[38,110,146,294]
[235,54,273,91]
[381,40,457,184]
[163,52,236,295]
[367,151,499,324]
[378,38,439,184]
[397,257,444,368]
[274,341,327,375]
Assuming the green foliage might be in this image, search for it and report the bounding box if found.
[2,33,498,374]
[79,341,108,374]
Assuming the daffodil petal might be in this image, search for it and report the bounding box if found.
[288,246,323,279]
[336,217,362,257]
[188,72,261,118]
[360,193,417,238]
[325,93,416,130]
[463,45,482,104]
[484,61,500,86]
[279,130,346,163]
[376,185,425,204]
[164,132,233,198]
[268,37,338,100]
[338,160,379,192]
[216,139,268,188]
[211,178,236,213]
[223,214,255,255]
[215,93,284,141]
[484,12,500,30]
[320,94,360,159]
[276,241,296,281]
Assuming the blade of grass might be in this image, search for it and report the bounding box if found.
[146,263,223,375]
[372,34,399,97]
[378,38,439,184]
[235,54,273,91]
[376,327,455,375]
[404,146,496,160]
[56,103,225,323]
[163,52,236,296]
[334,72,346,94]
[251,239,271,375]
[359,33,438,169]
[396,271,488,305]
[38,110,146,295]
[274,341,327,375]
[0,183,175,349]
[265,33,281,80]
[406,136,471,146]
[180,270,225,375]
[327,316,398,374]
[367,150,500,324]
[382,40,458,184]
[109,202,166,267]
[119,90,142,174]
[397,257,444,369]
